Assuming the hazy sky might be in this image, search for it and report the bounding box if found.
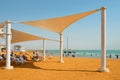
[0,0,120,50]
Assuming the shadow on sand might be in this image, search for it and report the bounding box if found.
[38,67,98,72]
[0,61,98,72]
[0,61,41,69]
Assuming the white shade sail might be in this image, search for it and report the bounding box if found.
[21,9,100,34]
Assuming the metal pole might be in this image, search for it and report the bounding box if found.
[60,33,64,63]
[43,40,46,61]
[98,7,109,72]
[5,20,13,69]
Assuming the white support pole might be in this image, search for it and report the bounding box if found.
[5,20,13,69]
[98,7,109,72]
[60,33,64,63]
[43,40,46,61]
[67,36,69,54]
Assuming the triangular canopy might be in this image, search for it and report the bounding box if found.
[0,22,5,38]
[0,22,5,28]
[21,9,100,34]
[0,35,4,38]
[11,29,54,43]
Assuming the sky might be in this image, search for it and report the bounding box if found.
[0,0,120,50]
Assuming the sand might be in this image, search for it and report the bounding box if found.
[0,57,120,80]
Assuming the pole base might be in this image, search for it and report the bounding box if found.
[60,60,64,63]
[4,66,14,70]
[42,58,46,61]
[98,67,109,72]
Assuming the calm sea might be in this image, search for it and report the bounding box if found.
[46,50,120,59]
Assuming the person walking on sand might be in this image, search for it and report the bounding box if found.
[109,54,112,58]
[115,54,119,59]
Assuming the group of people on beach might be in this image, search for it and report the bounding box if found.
[11,52,27,64]
[0,51,44,64]
[63,51,76,57]
[32,51,43,61]
[108,54,119,59]
[0,51,27,64]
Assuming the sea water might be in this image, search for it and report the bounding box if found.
[46,50,120,59]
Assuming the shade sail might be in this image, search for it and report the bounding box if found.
[21,9,100,34]
[0,22,5,28]
[12,29,49,43]
[0,22,5,38]
[0,28,4,38]
[0,34,4,38]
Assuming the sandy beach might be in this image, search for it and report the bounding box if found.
[0,57,120,80]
